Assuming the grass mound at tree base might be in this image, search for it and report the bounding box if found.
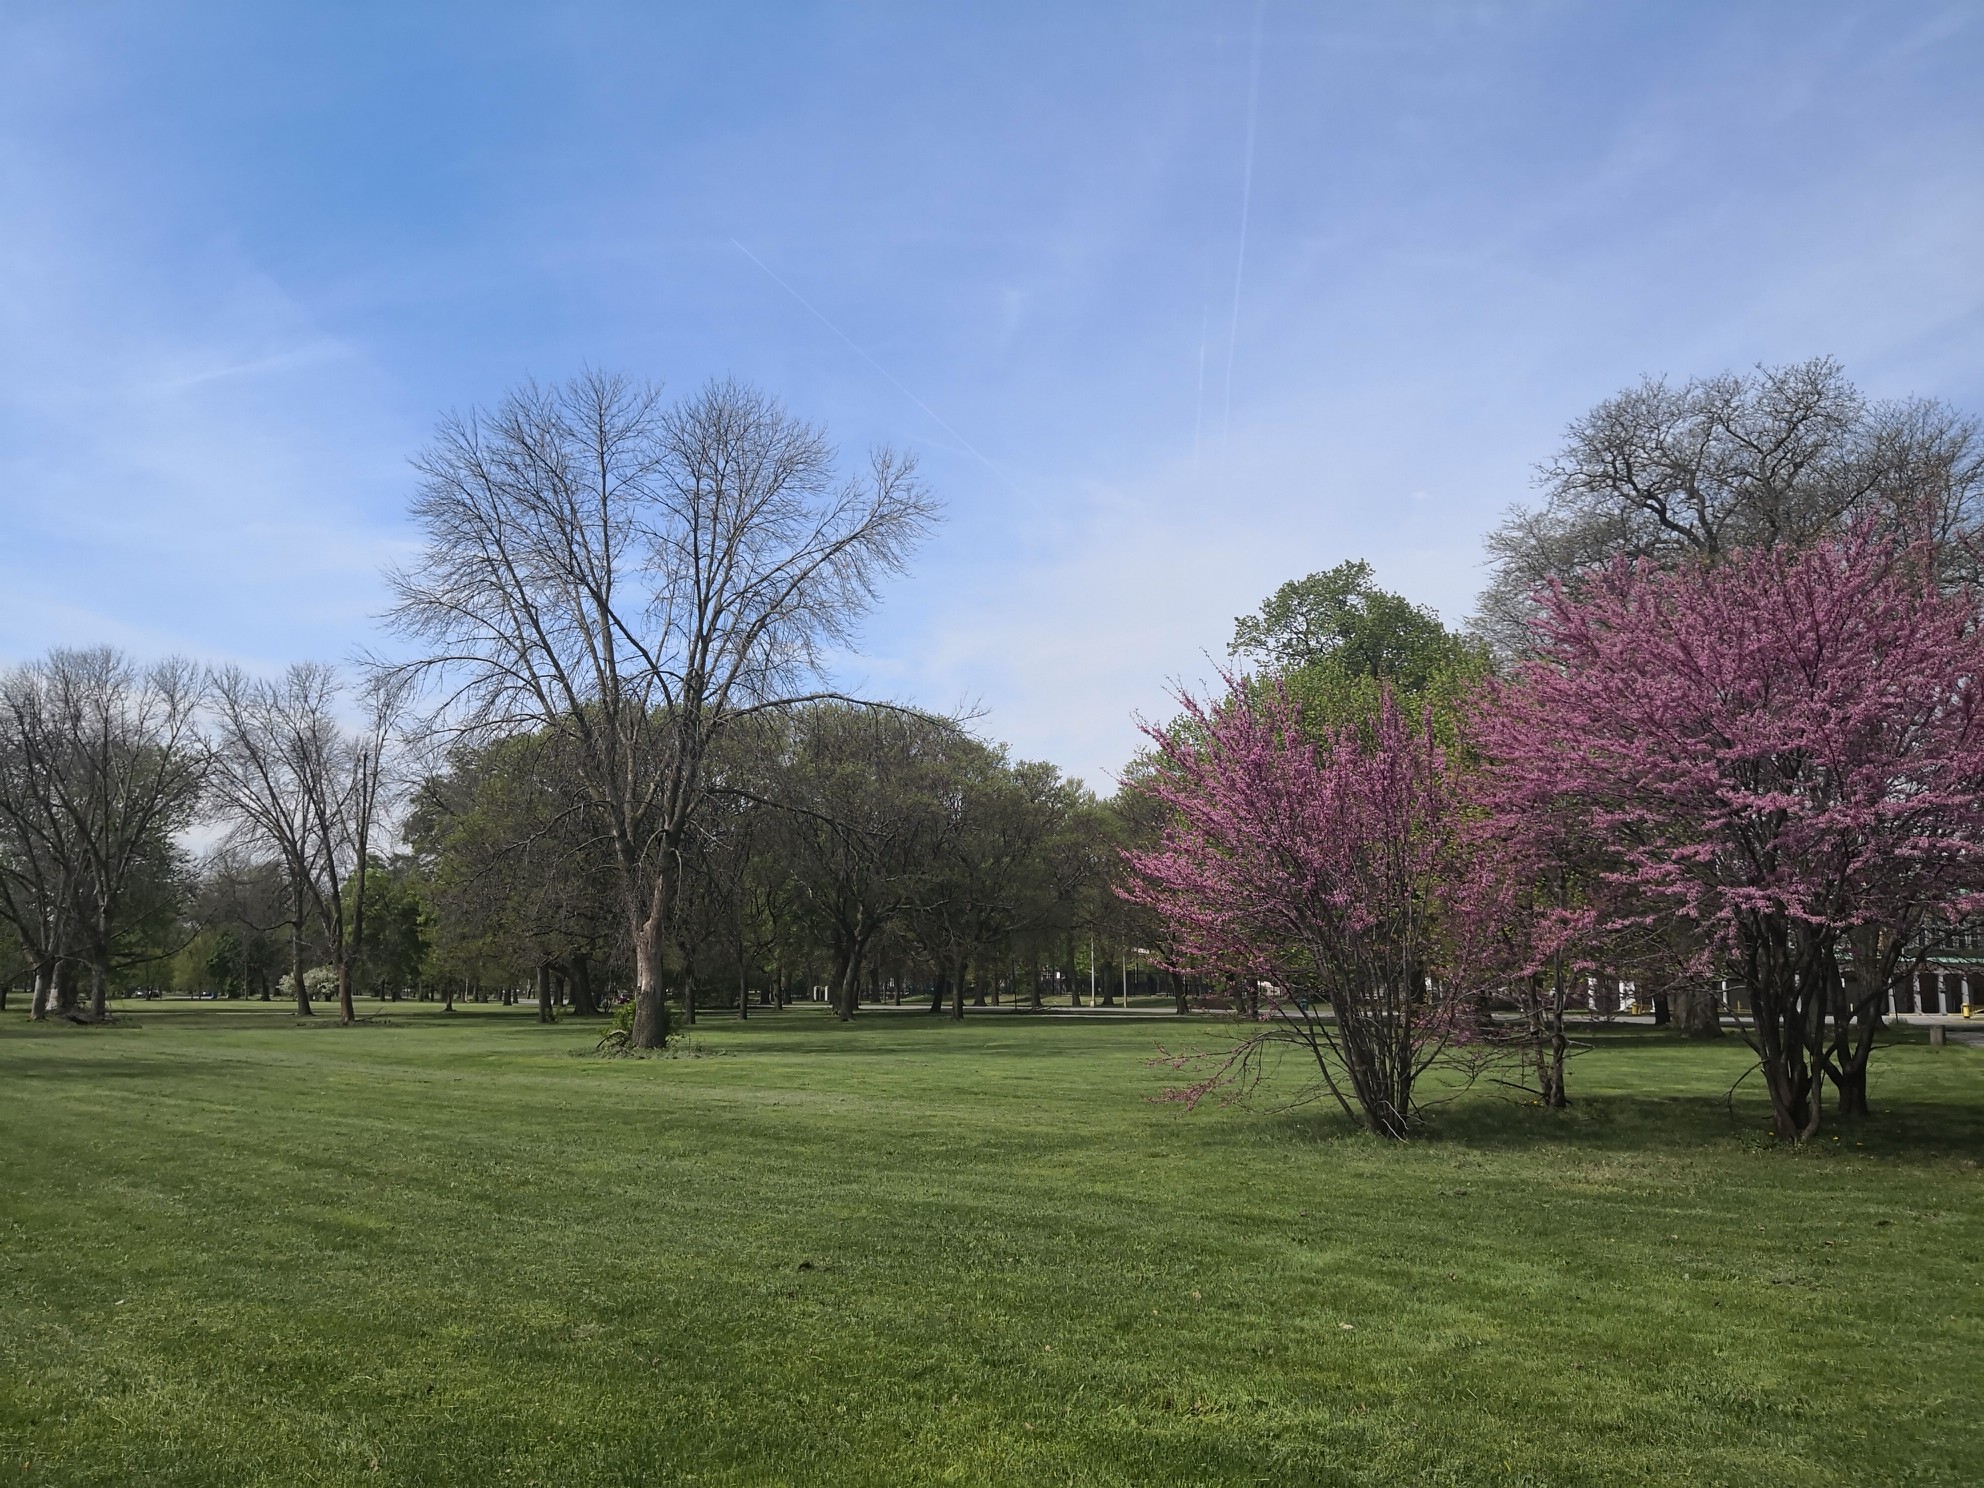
[2,1003,1979,1486]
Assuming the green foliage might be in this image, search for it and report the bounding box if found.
[202,929,245,998]
[406,731,619,989]
[357,856,432,995]
[1229,559,1492,746]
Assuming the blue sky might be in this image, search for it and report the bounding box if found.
[3,2,1980,788]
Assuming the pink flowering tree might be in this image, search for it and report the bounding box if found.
[1472,532,1984,1140]
[1122,681,1482,1139]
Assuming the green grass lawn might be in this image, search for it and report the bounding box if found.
[2,1002,1980,1486]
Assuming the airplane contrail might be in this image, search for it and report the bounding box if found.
[731,239,1012,488]
[1221,0,1267,447]
[1193,301,1211,471]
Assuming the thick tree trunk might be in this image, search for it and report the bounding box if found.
[1679,985,1722,1038]
[50,960,78,1016]
[1651,993,1671,1026]
[630,919,671,1049]
[1171,969,1189,1015]
[337,960,356,1026]
[834,942,862,1022]
[568,952,597,1015]
[88,957,108,1021]
[1832,1061,1870,1118]
[30,963,50,1021]
[927,973,945,1014]
[536,962,555,1023]
[951,956,968,1021]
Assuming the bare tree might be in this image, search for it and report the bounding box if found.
[0,648,206,1020]
[1474,358,1984,653]
[385,372,936,1048]
[207,663,405,1025]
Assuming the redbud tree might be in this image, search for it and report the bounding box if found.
[1471,532,1984,1140]
[1122,683,1481,1139]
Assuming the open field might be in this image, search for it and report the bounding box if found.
[2,1003,1981,1487]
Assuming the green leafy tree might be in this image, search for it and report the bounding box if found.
[1228,561,1488,744]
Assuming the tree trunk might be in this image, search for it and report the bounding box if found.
[52,960,78,1016]
[568,952,597,1015]
[1832,1060,1870,1118]
[1752,969,1825,1142]
[291,906,312,1017]
[951,956,968,1021]
[30,963,50,1021]
[338,959,356,1026]
[1542,1005,1569,1109]
[630,919,671,1049]
[536,962,555,1023]
[1171,969,1189,1015]
[834,942,863,1023]
[1678,985,1722,1038]
[1651,993,1671,1026]
[88,957,109,1021]
[927,973,945,1014]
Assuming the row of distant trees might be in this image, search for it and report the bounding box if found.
[1129,358,1984,1142]
[409,702,1159,1023]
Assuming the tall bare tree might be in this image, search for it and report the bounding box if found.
[1474,357,1984,654]
[207,663,405,1025]
[385,372,936,1048]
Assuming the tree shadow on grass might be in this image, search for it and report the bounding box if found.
[0,1049,190,1083]
[1231,1084,1984,1164]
